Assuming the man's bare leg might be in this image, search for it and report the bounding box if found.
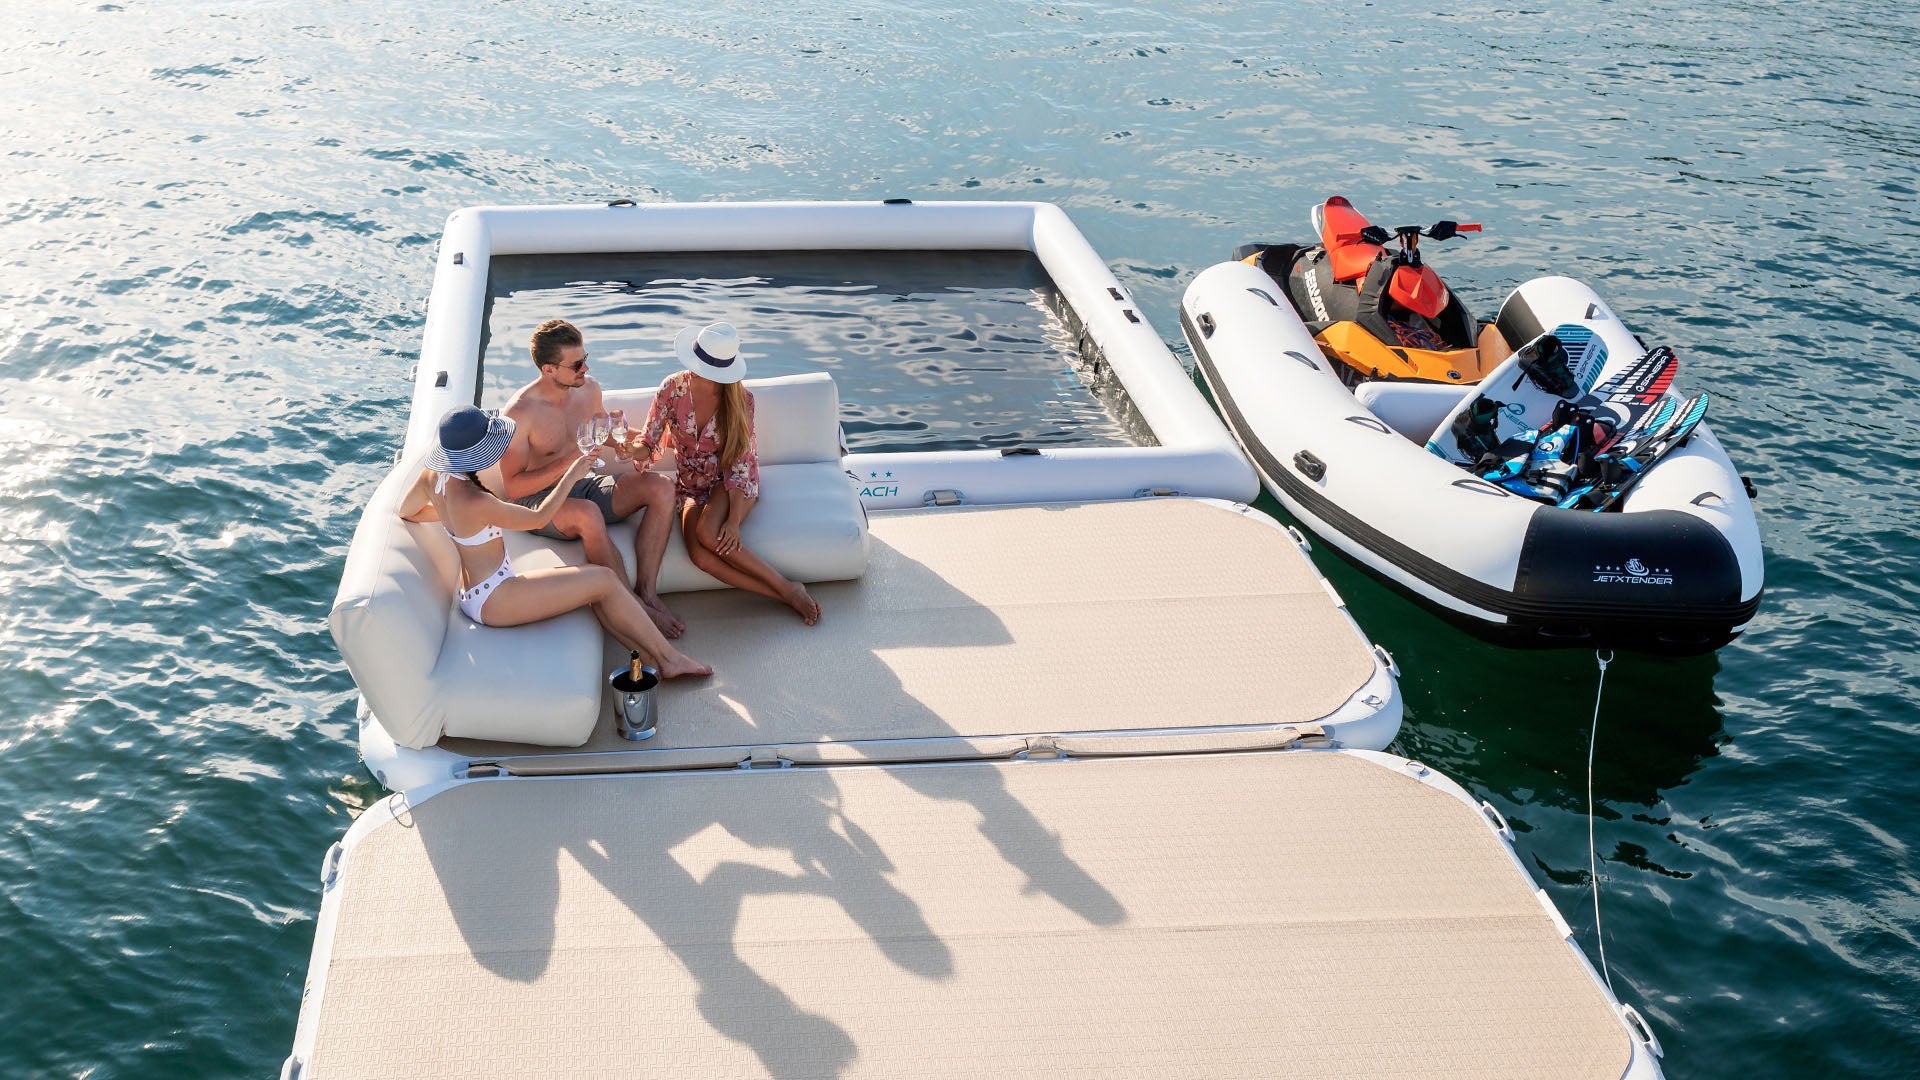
[614,470,683,637]
[548,500,631,588]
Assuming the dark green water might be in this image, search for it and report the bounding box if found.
[2,1,1916,1076]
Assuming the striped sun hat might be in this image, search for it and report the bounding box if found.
[427,406,515,473]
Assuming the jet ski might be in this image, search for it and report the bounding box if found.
[1236,196,1508,386]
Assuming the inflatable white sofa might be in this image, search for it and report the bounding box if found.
[330,372,869,750]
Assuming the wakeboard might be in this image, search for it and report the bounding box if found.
[1426,322,1610,466]
[1431,333,1702,506]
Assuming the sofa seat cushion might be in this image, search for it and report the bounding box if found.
[433,607,603,746]
[440,459,864,748]
[646,461,867,592]
[332,469,604,751]
[502,461,869,593]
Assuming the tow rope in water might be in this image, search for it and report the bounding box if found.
[1588,648,1614,993]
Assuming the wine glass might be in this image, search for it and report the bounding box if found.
[606,409,631,462]
[575,419,603,472]
[591,410,611,448]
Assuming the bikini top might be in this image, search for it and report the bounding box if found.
[444,522,503,547]
[430,472,504,546]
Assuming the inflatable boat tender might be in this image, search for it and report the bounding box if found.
[1183,259,1762,654]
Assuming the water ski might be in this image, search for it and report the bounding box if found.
[1592,344,1677,409]
[1584,344,1679,437]
[1577,392,1711,511]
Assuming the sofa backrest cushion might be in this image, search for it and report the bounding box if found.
[601,370,843,468]
[329,459,459,750]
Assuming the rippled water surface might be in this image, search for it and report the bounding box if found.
[483,251,1136,450]
[2,1,1917,1076]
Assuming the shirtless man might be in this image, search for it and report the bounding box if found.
[498,319,684,637]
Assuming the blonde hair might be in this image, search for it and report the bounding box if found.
[715,381,751,473]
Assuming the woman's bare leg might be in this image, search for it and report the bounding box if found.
[718,540,818,625]
[683,494,819,625]
[678,498,785,603]
[482,565,711,678]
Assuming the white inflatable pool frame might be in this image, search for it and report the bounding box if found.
[400,200,1257,509]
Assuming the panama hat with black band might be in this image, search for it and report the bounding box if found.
[674,321,746,384]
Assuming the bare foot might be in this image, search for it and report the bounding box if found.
[660,651,712,679]
[782,582,821,626]
[641,594,684,639]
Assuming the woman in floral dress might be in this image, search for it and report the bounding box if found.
[633,322,821,625]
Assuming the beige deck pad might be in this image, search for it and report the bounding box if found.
[310,751,1631,1079]
[442,499,1376,759]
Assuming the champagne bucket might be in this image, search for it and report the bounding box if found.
[609,663,660,741]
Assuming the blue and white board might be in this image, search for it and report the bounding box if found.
[1426,322,1609,465]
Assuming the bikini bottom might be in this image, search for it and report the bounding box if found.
[457,552,516,623]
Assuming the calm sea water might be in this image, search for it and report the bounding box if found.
[2,1,1916,1076]
[482,251,1140,450]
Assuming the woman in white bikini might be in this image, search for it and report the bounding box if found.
[398,405,711,679]
[632,322,821,625]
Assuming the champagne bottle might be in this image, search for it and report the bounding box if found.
[628,650,643,682]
